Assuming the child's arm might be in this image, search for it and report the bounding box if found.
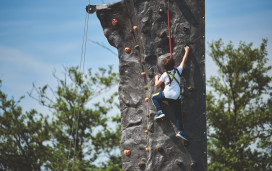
[180,46,190,68]
[155,75,163,87]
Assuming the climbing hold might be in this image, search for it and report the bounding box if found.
[124,150,131,156]
[138,161,146,167]
[159,31,167,38]
[144,85,148,90]
[130,29,134,33]
[134,45,140,49]
[190,162,197,168]
[145,130,148,134]
[125,47,131,53]
[187,86,193,91]
[133,26,138,31]
[146,113,150,117]
[145,98,149,102]
[145,147,150,152]
[141,59,145,64]
[112,19,118,26]
[156,145,163,151]
[159,4,164,14]
[175,159,183,165]
[183,27,189,32]
[159,8,164,14]
[141,72,146,76]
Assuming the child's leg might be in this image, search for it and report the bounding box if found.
[151,92,164,112]
[173,99,184,132]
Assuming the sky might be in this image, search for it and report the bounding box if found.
[0,0,272,112]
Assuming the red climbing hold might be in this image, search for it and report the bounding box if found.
[112,19,118,26]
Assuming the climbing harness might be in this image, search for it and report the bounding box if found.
[165,68,182,86]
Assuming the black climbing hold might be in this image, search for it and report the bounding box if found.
[159,4,164,14]
[175,159,183,165]
[159,31,167,38]
[190,162,197,168]
[187,87,194,91]
[183,27,189,33]
[156,145,163,151]
[144,85,148,90]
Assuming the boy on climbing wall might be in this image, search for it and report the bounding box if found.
[152,46,190,141]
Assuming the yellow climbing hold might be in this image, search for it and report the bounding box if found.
[135,45,140,49]
[141,72,146,76]
[145,98,149,102]
[133,26,138,31]
[144,85,148,90]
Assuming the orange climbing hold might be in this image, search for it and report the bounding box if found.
[133,26,138,31]
[141,72,146,76]
[146,147,150,152]
[145,98,149,102]
[125,47,131,53]
[112,19,118,26]
[124,150,131,156]
[145,130,148,134]
[141,59,145,64]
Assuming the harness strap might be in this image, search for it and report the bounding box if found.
[165,68,181,86]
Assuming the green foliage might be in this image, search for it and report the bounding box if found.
[0,65,122,170]
[207,39,272,170]
[0,81,52,170]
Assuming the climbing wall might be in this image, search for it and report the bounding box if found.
[87,0,206,170]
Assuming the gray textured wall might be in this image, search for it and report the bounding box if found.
[88,0,206,170]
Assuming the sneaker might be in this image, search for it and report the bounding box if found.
[154,111,165,120]
[176,131,188,141]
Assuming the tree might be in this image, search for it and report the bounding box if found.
[29,66,121,170]
[207,39,272,170]
[0,80,52,170]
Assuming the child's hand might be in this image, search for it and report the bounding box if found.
[155,75,161,80]
[184,46,190,52]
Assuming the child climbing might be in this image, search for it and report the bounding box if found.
[152,46,190,141]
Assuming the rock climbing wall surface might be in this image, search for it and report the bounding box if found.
[88,0,206,170]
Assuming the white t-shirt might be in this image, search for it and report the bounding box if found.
[159,65,183,99]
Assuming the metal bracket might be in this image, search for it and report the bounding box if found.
[86,5,96,14]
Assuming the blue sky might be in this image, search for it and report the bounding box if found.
[0,0,271,111]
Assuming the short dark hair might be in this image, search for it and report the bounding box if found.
[162,57,175,71]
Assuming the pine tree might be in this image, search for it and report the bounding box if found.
[30,66,121,170]
[0,80,52,170]
[207,39,272,170]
